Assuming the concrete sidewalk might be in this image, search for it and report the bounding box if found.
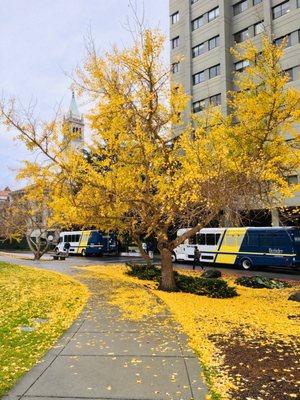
[4,276,207,400]
[0,251,53,261]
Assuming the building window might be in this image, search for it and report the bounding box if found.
[191,0,199,4]
[192,15,204,30]
[234,28,249,43]
[192,43,205,58]
[253,0,262,5]
[193,71,205,85]
[272,1,290,19]
[254,21,264,36]
[285,68,294,81]
[193,100,206,113]
[209,64,220,79]
[274,33,291,47]
[208,7,219,22]
[208,35,220,50]
[209,93,221,106]
[233,0,248,16]
[171,36,179,49]
[171,11,179,24]
[172,62,179,74]
[235,59,250,71]
[193,95,221,113]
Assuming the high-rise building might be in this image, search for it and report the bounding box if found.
[63,91,84,149]
[169,0,300,226]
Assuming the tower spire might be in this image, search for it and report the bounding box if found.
[68,91,80,119]
[64,90,84,149]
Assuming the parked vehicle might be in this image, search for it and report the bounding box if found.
[55,230,118,257]
[172,227,300,270]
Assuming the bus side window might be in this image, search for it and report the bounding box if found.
[272,233,287,247]
[247,233,257,246]
[198,234,206,245]
[206,234,216,246]
[259,234,273,247]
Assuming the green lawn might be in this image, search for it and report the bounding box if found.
[0,262,89,396]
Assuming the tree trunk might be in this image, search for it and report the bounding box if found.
[34,250,41,260]
[26,234,42,260]
[136,240,152,267]
[158,247,177,291]
[39,241,50,258]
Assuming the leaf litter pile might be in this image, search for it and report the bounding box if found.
[214,333,299,400]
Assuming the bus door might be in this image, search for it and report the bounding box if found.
[291,229,300,267]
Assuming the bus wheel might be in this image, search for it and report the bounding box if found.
[81,249,86,257]
[171,252,177,262]
[241,258,253,270]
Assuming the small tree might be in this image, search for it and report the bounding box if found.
[0,178,54,260]
[1,32,299,290]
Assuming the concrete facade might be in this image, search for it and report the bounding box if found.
[169,0,300,225]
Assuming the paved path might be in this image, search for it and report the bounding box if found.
[0,251,299,280]
[0,253,148,275]
[3,262,207,400]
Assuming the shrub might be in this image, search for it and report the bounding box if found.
[288,291,300,302]
[235,275,291,289]
[176,274,238,298]
[201,269,222,279]
[126,263,237,298]
[125,263,161,281]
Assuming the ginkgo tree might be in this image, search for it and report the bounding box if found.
[1,30,299,290]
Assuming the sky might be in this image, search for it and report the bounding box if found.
[0,0,169,189]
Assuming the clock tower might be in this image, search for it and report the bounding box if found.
[63,91,84,149]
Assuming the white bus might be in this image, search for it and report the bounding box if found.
[172,228,224,264]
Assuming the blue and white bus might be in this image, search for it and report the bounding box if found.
[55,230,118,257]
[172,227,300,270]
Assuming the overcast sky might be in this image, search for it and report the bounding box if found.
[0,0,169,189]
